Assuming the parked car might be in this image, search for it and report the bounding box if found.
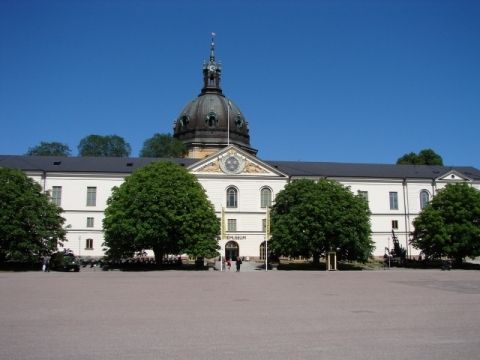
[50,251,80,272]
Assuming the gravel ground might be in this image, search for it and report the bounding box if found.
[1,269,479,360]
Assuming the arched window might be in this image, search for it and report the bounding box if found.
[420,190,430,209]
[260,187,272,208]
[226,187,238,208]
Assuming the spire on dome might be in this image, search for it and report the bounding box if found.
[201,32,222,95]
[210,32,216,63]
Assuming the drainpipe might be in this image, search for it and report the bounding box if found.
[42,170,47,193]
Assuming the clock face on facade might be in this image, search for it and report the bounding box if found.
[225,156,240,172]
[221,155,244,174]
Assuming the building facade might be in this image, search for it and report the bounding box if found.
[2,37,479,260]
[2,147,479,260]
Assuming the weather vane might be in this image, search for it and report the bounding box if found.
[210,32,216,62]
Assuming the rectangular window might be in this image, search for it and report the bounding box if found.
[227,219,237,232]
[51,186,62,206]
[391,220,399,229]
[358,190,368,202]
[85,238,93,250]
[87,187,97,206]
[389,192,398,210]
[86,217,94,228]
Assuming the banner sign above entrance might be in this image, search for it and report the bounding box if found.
[227,235,247,241]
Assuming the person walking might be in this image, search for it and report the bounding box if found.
[42,255,51,272]
[235,256,242,272]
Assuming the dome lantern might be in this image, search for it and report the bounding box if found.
[201,33,223,95]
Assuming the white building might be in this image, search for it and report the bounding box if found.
[2,37,479,260]
[2,145,479,260]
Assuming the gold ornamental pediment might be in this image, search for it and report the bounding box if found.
[197,160,222,173]
[243,160,268,174]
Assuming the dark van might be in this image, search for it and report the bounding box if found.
[50,251,80,272]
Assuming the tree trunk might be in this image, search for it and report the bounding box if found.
[454,257,463,267]
[153,248,164,265]
[312,252,320,265]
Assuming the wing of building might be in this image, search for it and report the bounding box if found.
[2,36,479,260]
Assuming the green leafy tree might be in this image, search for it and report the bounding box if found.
[140,133,187,158]
[417,149,444,165]
[270,179,373,264]
[26,141,71,156]
[412,183,480,264]
[0,168,66,264]
[78,134,131,157]
[396,152,420,165]
[396,148,443,165]
[103,161,219,263]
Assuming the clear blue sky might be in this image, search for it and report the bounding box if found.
[1,0,479,168]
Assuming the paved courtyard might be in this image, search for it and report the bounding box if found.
[1,268,479,360]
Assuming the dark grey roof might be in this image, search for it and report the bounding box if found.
[1,155,479,181]
[174,94,253,151]
[0,155,197,174]
[264,160,480,181]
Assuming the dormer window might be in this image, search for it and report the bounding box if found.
[178,114,190,128]
[206,111,218,127]
[235,114,245,128]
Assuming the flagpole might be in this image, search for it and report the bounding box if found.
[265,207,270,271]
[265,236,268,271]
[227,100,231,146]
[220,207,225,271]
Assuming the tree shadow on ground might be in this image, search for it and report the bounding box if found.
[404,259,480,270]
[0,262,42,272]
[99,259,212,271]
[274,261,372,271]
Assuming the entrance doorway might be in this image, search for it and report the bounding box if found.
[225,241,239,261]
